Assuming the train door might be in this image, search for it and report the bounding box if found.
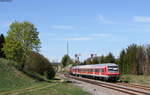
[94,69,96,75]
[90,69,93,74]
[95,68,99,75]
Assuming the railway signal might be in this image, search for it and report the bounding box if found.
[75,54,81,64]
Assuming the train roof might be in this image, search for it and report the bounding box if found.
[72,63,118,69]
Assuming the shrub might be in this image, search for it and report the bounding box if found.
[23,52,55,79]
[44,68,56,79]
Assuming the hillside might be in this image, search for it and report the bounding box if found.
[0,58,36,92]
[0,58,89,95]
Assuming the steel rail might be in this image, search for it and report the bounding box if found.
[116,83,150,91]
[66,75,150,95]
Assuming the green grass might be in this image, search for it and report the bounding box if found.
[8,83,90,95]
[0,58,90,95]
[0,58,36,92]
[120,74,150,86]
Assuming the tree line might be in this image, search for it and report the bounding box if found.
[118,44,150,75]
[61,44,150,75]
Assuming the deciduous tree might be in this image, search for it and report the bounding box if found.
[3,21,41,70]
[61,55,73,67]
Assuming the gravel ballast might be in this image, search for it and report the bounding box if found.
[69,78,128,95]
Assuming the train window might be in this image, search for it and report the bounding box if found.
[90,69,92,72]
[108,66,118,69]
[108,66,118,73]
[95,69,97,72]
[95,69,99,72]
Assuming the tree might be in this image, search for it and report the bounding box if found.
[119,49,126,74]
[0,34,5,58]
[104,52,116,63]
[137,46,149,75]
[100,55,105,63]
[61,55,73,67]
[146,45,150,74]
[92,57,99,64]
[84,58,92,64]
[124,44,138,74]
[146,46,150,63]
[3,21,41,70]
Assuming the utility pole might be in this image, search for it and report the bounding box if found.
[67,41,69,55]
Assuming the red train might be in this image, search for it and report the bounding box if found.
[70,63,120,81]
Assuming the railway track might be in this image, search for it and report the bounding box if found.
[65,75,150,95]
[116,82,150,91]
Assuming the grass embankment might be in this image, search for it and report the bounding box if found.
[120,74,150,86]
[0,58,89,95]
[0,58,36,92]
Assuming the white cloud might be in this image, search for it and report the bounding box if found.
[91,33,111,38]
[133,16,150,22]
[60,33,112,41]
[50,25,75,30]
[64,37,92,41]
[96,14,115,24]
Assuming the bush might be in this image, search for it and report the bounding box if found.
[44,68,56,79]
[23,52,56,79]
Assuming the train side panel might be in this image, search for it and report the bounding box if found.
[70,63,120,81]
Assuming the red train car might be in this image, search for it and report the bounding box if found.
[70,63,120,81]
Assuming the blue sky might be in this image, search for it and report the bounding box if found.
[1,0,150,62]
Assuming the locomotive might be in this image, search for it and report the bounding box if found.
[69,63,120,81]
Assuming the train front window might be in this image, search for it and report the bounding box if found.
[108,66,118,73]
